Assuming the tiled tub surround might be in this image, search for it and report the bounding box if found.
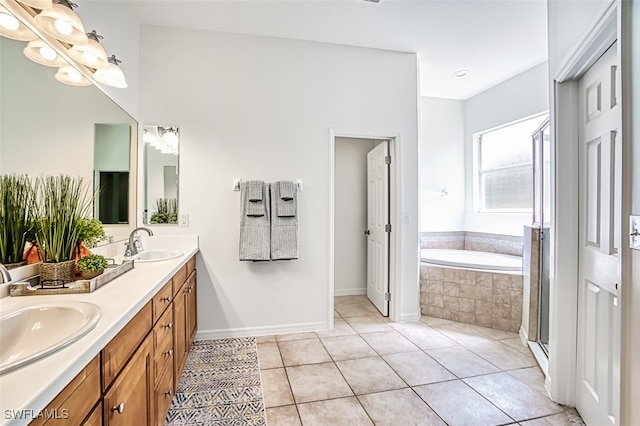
[421,231,524,256]
[420,264,523,333]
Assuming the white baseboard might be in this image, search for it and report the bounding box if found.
[528,340,549,376]
[519,326,529,345]
[195,321,328,340]
[400,311,421,322]
[334,288,367,296]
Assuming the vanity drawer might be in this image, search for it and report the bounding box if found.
[154,363,174,426]
[171,265,187,297]
[82,401,102,426]
[186,255,196,276]
[152,280,173,324]
[102,301,152,391]
[30,356,100,426]
[153,304,174,382]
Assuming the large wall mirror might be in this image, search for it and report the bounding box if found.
[0,36,137,242]
[143,125,179,225]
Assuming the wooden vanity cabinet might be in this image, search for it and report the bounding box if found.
[28,254,197,426]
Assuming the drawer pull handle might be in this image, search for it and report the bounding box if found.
[112,402,125,414]
[161,297,171,302]
[164,349,173,356]
[164,323,173,329]
[165,390,173,397]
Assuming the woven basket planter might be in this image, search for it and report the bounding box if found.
[40,260,76,286]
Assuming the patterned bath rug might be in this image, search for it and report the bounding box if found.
[165,337,266,426]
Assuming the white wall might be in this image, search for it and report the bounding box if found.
[464,62,549,236]
[420,97,465,232]
[79,1,141,119]
[547,0,615,76]
[334,137,376,296]
[138,25,419,336]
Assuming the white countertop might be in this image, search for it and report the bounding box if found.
[0,235,199,426]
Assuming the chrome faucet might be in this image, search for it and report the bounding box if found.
[125,227,154,257]
[0,264,12,284]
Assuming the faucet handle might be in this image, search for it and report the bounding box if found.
[124,242,132,257]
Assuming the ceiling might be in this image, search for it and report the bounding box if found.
[107,0,549,100]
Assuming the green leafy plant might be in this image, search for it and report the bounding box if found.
[77,254,108,272]
[0,174,35,265]
[150,198,177,224]
[77,217,107,248]
[34,175,92,263]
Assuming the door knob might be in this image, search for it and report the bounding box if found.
[364,229,370,236]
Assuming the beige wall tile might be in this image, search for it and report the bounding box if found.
[427,306,443,318]
[459,311,475,324]
[460,284,476,299]
[443,282,460,297]
[476,286,493,302]
[475,314,493,328]
[476,300,494,316]
[428,294,444,308]
[442,308,459,321]
[443,268,460,282]
[459,297,475,313]
[429,267,444,281]
[443,295,459,310]
[476,272,493,287]
[427,281,444,295]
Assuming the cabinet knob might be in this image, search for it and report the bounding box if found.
[112,402,125,414]
[161,296,171,302]
[164,322,173,329]
[187,287,193,293]
[164,349,173,356]
[165,390,173,397]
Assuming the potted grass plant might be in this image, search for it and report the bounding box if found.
[77,254,109,280]
[0,174,35,268]
[34,175,91,286]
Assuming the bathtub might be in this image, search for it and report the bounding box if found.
[421,249,522,272]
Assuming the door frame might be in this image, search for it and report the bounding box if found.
[548,1,619,406]
[329,129,402,327]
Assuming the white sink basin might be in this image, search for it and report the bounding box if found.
[0,301,101,375]
[133,249,183,263]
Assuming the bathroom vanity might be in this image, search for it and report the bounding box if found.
[0,240,198,426]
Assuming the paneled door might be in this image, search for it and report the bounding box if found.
[576,41,621,426]
[366,141,390,316]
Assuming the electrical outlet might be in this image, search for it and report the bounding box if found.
[179,213,189,227]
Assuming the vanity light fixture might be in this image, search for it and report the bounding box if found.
[24,37,66,66]
[55,64,91,86]
[16,0,53,9]
[68,30,108,69]
[93,54,127,88]
[34,0,87,45]
[0,5,36,41]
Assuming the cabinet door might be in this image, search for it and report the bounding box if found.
[103,334,153,426]
[186,270,197,345]
[173,282,188,392]
[82,402,102,426]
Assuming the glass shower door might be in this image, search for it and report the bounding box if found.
[532,119,551,354]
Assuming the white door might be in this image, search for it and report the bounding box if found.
[576,42,621,426]
[366,141,390,316]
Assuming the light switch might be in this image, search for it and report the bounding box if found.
[630,215,640,250]
[180,213,189,227]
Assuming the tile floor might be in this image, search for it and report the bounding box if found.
[258,295,583,426]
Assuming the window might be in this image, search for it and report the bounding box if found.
[475,114,548,212]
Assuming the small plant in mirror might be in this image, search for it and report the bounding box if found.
[150,198,177,224]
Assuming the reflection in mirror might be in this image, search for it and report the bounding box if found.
[0,36,137,242]
[94,124,131,224]
[143,125,179,225]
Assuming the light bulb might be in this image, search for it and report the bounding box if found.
[0,13,19,30]
[68,69,82,82]
[39,46,57,61]
[54,19,72,35]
